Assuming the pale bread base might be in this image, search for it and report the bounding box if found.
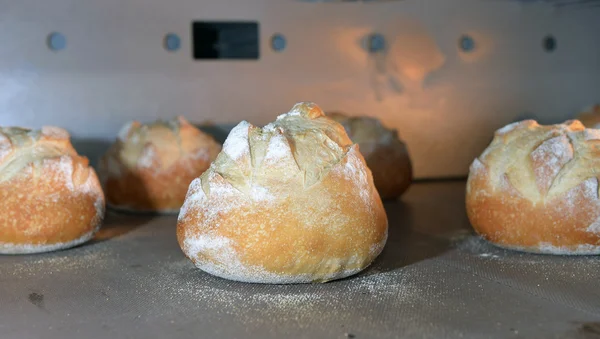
[0,223,101,255]
[193,261,365,284]
[185,228,388,284]
[485,238,600,255]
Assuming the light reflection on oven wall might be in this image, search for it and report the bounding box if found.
[0,0,598,178]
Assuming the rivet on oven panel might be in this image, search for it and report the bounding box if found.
[47,32,66,51]
[164,33,181,52]
[271,34,287,52]
[543,35,556,52]
[459,35,475,52]
[367,33,386,53]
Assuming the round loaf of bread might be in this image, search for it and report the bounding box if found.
[0,126,105,254]
[466,119,600,254]
[577,104,600,128]
[177,102,388,283]
[328,112,412,200]
[99,116,221,213]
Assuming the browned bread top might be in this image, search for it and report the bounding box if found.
[0,126,77,182]
[103,116,220,177]
[469,120,600,203]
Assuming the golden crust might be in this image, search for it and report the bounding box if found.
[177,103,388,283]
[99,116,221,212]
[577,104,600,129]
[467,171,600,251]
[0,127,105,254]
[328,112,412,200]
[466,119,600,254]
[103,156,214,212]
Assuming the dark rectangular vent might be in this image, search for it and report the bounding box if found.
[192,21,259,60]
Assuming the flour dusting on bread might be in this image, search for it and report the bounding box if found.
[99,116,221,212]
[0,125,105,254]
[530,135,573,195]
[222,121,251,161]
[183,234,365,284]
[178,102,387,283]
[0,133,11,163]
[0,226,100,255]
[467,119,600,255]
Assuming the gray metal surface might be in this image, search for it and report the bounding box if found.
[1,181,600,339]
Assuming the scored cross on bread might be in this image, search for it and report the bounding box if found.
[177,102,388,283]
[99,116,221,213]
[467,119,600,254]
[0,126,105,254]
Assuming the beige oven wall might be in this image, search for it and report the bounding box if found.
[0,0,599,178]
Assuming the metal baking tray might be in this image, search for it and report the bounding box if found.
[1,181,599,338]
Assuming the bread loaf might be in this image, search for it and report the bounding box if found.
[99,116,221,213]
[466,119,600,254]
[0,126,104,254]
[177,103,388,283]
[328,112,412,199]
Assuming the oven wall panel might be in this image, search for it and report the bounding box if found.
[0,0,598,178]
